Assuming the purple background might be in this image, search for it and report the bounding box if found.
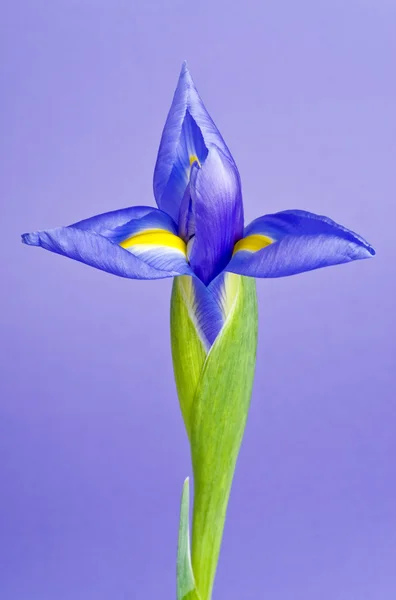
[1,2,395,598]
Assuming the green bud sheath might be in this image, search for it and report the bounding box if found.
[171,274,258,600]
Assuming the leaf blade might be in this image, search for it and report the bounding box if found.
[177,478,201,600]
[190,275,258,600]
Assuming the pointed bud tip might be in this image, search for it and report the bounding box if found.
[179,60,194,87]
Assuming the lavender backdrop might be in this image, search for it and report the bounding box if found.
[1,1,395,599]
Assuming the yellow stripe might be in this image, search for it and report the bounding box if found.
[120,229,187,255]
[233,234,273,254]
[189,154,200,167]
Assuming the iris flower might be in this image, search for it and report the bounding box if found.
[22,63,375,600]
[22,62,374,350]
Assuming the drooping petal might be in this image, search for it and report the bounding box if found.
[153,62,236,223]
[72,205,178,236]
[227,209,375,278]
[188,147,244,285]
[22,206,192,280]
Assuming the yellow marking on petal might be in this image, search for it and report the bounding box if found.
[189,154,200,167]
[233,234,274,254]
[120,229,187,255]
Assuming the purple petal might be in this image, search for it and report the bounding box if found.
[22,206,191,280]
[153,62,236,223]
[188,146,244,285]
[227,209,375,278]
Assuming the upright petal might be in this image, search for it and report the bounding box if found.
[177,180,196,243]
[153,62,236,223]
[227,209,375,278]
[188,147,244,285]
[22,206,192,280]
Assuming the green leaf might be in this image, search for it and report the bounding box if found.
[171,274,258,600]
[177,478,201,600]
[171,277,207,440]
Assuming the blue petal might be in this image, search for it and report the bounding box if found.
[188,146,244,285]
[208,271,241,319]
[22,206,192,280]
[153,62,237,223]
[178,276,225,349]
[176,180,195,243]
[227,209,375,278]
[72,205,178,237]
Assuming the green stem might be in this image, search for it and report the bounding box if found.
[190,276,258,599]
[172,275,258,599]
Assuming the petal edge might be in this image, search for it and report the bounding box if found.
[227,209,375,278]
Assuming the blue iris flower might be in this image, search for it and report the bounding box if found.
[22,62,375,347]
